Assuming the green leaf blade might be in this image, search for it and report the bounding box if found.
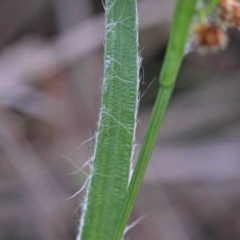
[77,0,139,239]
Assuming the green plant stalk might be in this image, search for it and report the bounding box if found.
[77,0,138,239]
[199,0,220,20]
[205,0,220,11]
[113,0,197,239]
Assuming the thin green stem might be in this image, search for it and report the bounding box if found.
[206,0,220,11]
[113,0,197,239]
[198,0,220,18]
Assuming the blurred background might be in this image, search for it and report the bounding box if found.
[1,0,240,239]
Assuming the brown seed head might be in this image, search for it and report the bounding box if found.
[192,22,228,53]
[220,0,240,27]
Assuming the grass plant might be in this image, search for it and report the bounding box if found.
[75,0,233,239]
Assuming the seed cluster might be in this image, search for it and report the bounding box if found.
[192,22,228,52]
[220,0,240,27]
[192,0,240,53]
